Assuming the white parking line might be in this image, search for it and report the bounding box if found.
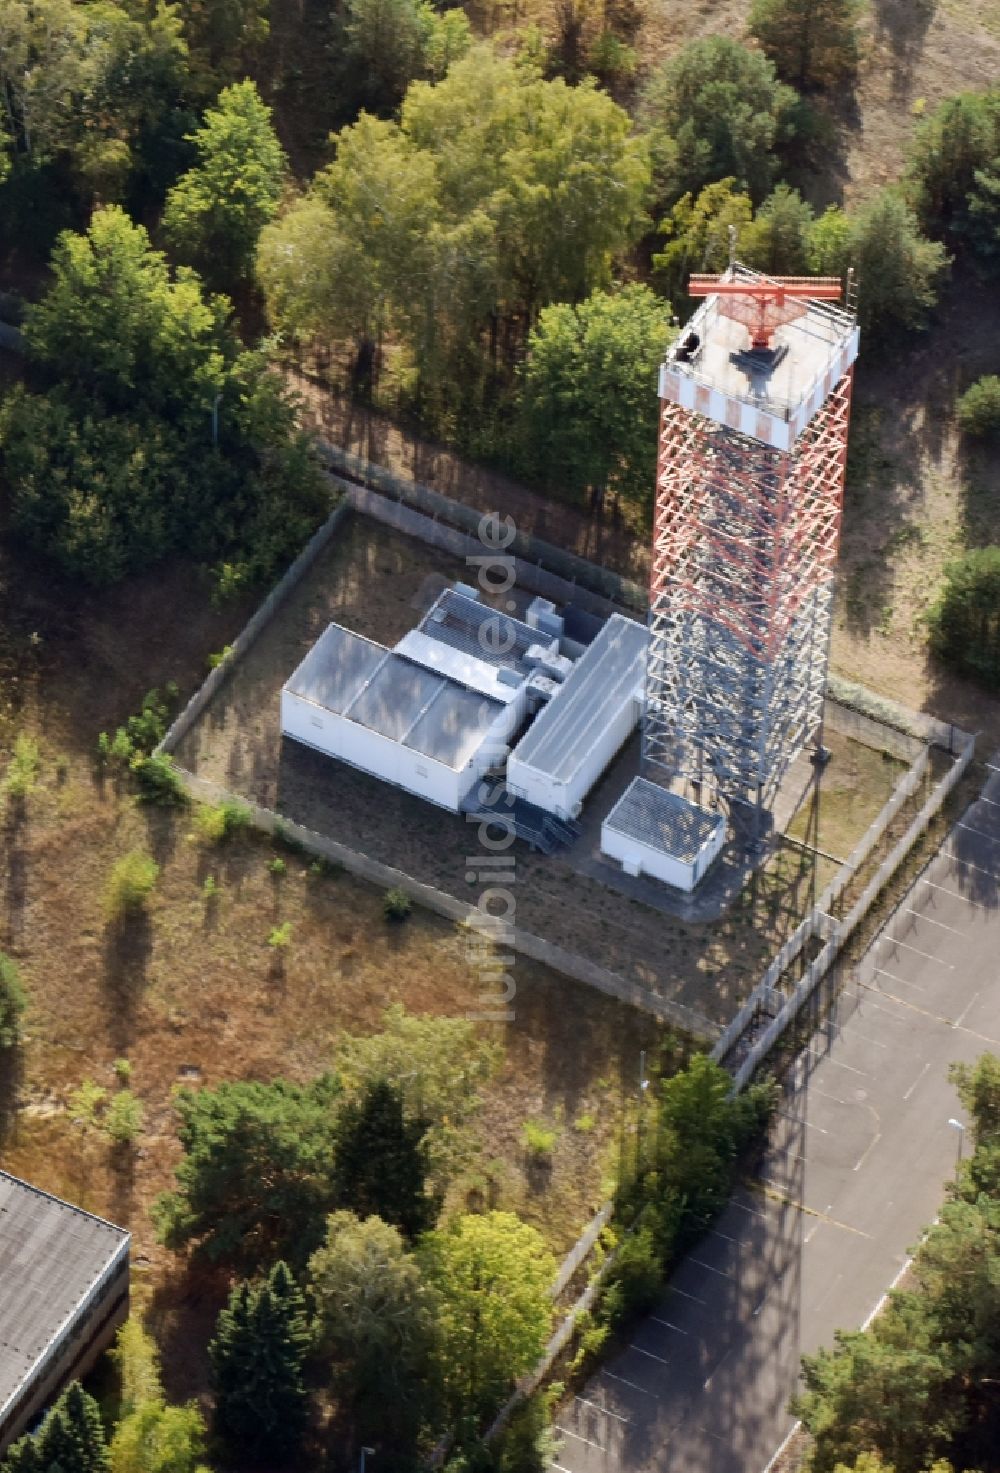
[806,1046,871,1078]
[778,1111,829,1134]
[574,1395,629,1425]
[881,934,954,968]
[648,1315,689,1335]
[874,965,927,994]
[920,877,991,911]
[903,1060,931,1101]
[669,1284,707,1304]
[902,906,963,935]
[550,1460,576,1472]
[630,1342,673,1363]
[555,1426,605,1452]
[957,820,1000,845]
[688,1257,734,1279]
[956,990,981,1028]
[707,1227,740,1244]
[942,846,1000,883]
[600,1370,657,1398]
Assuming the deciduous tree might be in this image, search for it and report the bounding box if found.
[749,0,861,91]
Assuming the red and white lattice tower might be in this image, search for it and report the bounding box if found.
[644,265,859,821]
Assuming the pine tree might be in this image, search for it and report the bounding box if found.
[209,1261,310,1462]
[19,1383,111,1473]
[332,1079,437,1240]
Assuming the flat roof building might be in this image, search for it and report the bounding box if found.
[0,1173,130,1453]
[601,778,726,892]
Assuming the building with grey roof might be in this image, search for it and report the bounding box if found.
[601,777,726,891]
[506,614,648,821]
[0,1173,129,1453]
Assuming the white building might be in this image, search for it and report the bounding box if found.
[601,776,725,892]
[505,614,648,821]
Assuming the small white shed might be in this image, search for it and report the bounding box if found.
[601,778,725,892]
[506,614,648,821]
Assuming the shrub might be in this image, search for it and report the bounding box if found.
[573,1112,597,1133]
[0,953,27,1049]
[195,798,252,844]
[105,849,159,920]
[956,375,1000,438]
[132,753,188,806]
[113,1057,132,1083]
[268,857,286,876]
[522,1119,557,1160]
[268,921,292,949]
[927,546,1000,688]
[383,887,412,922]
[3,734,40,800]
[68,1078,108,1126]
[106,1089,145,1143]
[203,874,220,898]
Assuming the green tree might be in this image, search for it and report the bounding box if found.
[162,81,286,284]
[906,90,1000,250]
[419,1211,556,1422]
[333,1004,500,1187]
[652,177,754,305]
[209,1261,311,1463]
[308,1211,440,1444]
[749,0,861,90]
[926,547,1000,689]
[808,204,853,275]
[955,376,1000,437]
[174,0,269,83]
[343,0,432,114]
[848,191,949,337]
[333,1079,438,1239]
[153,1076,339,1272]
[0,951,27,1049]
[742,183,814,274]
[28,1383,110,1473]
[109,1320,208,1473]
[516,284,669,512]
[642,38,797,204]
[0,206,325,587]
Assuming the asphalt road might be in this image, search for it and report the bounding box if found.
[553,759,1000,1473]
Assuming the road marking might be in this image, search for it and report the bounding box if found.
[778,1110,829,1134]
[957,820,1000,845]
[688,1256,733,1279]
[805,1045,870,1077]
[881,934,954,968]
[555,1426,605,1452]
[857,978,1000,1046]
[600,1370,657,1398]
[551,1460,577,1472]
[574,1396,628,1425]
[874,965,927,994]
[903,1060,931,1101]
[756,1180,872,1237]
[902,905,963,935]
[921,877,991,911]
[853,1130,882,1172]
[731,1197,769,1222]
[630,1342,673,1363]
[808,1083,849,1106]
[669,1284,707,1304]
[956,990,981,1028]
[707,1227,739,1244]
[648,1315,689,1335]
[943,847,1000,883]
[973,793,1000,808]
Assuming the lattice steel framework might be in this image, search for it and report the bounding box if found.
[644,367,854,813]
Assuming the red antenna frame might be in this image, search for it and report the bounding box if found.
[688,273,843,350]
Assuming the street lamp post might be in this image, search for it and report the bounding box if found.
[359,1448,375,1473]
[948,1117,966,1176]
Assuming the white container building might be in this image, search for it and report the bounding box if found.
[506,614,648,821]
[601,777,725,891]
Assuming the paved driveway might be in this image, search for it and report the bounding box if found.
[554,760,1000,1473]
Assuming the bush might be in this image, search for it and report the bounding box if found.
[106,1089,145,1143]
[927,546,1000,688]
[522,1119,557,1160]
[383,887,412,922]
[105,849,160,920]
[195,798,252,843]
[956,375,1000,438]
[3,734,40,801]
[132,753,188,806]
[0,953,27,1048]
[268,921,292,948]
